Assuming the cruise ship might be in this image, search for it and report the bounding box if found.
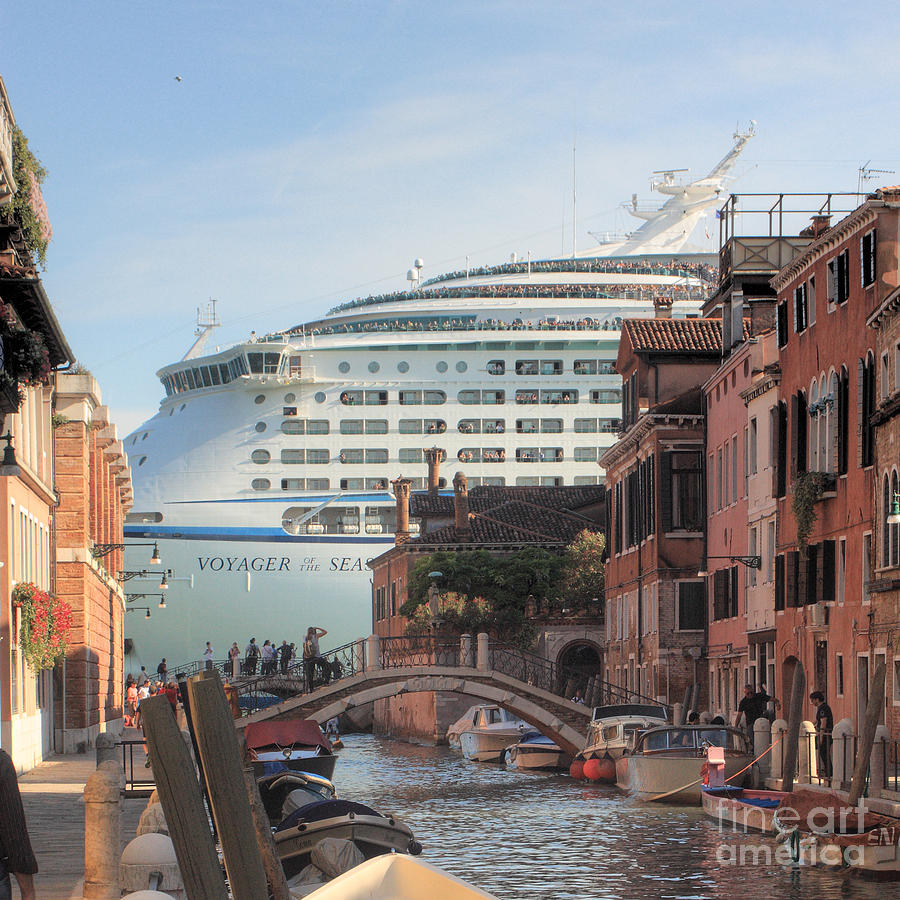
[122,128,754,669]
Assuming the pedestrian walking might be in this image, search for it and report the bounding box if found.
[203,641,214,671]
[156,658,168,682]
[279,640,291,675]
[261,640,272,675]
[244,638,259,675]
[136,665,149,688]
[229,642,241,678]
[126,681,138,726]
[0,747,38,900]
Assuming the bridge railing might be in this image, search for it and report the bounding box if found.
[381,635,462,669]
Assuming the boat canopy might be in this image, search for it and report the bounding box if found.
[244,720,331,752]
[637,725,748,753]
[590,703,668,722]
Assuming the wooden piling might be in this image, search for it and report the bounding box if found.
[849,660,886,806]
[781,662,806,794]
[140,695,228,899]
[186,670,270,900]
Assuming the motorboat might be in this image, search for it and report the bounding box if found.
[503,730,568,771]
[615,724,753,803]
[700,745,784,832]
[300,853,500,899]
[773,789,900,877]
[458,704,526,762]
[257,769,337,824]
[245,720,337,780]
[274,798,422,879]
[447,705,482,750]
[574,703,668,782]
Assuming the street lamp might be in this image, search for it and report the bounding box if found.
[126,606,152,619]
[888,492,900,526]
[126,592,169,610]
[93,541,161,565]
[697,555,762,578]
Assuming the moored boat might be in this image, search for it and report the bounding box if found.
[503,730,568,771]
[257,769,337,824]
[575,703,668,782]
[458,704,526,762]
[245,720,337,780]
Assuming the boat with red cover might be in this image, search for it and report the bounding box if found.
[245,720,337,780]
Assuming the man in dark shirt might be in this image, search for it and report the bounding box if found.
[811,691,833,777]
[156,658,167,682]
[0,748,38,900]
[735,684,765,734]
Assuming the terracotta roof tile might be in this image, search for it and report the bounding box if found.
[622,317,747,354]
[410,484,605,518]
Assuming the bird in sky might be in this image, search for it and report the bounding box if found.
[174,75,182,82]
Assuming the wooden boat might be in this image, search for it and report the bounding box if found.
[616,724,753,804]
[274,799,422,879]
[774,789,900,878]
[245,720,337,780]
[301,853,500,899]
[458,704,526,762]
[575,703,668,782]
[503,730,568,771]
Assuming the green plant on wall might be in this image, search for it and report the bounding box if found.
[0,300,51,406]
[6,126,49,268]
[792,471,829,553]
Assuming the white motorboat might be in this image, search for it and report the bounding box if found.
[503,730,567,771]
[575,703,668,781]
[615,724,753,804]
[458,704,526,762]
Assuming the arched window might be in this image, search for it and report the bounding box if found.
[892,470,900,567]
[818,374,828,471]
[884,474,892,566]
[808,380,818,471]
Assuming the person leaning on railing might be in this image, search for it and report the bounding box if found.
[0,748,38,900]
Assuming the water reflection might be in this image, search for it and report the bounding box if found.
[332,734,887,899]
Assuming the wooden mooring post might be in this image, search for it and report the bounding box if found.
[849,660,887,806]
[781,662,806,795]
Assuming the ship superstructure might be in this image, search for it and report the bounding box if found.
[123,129,753,667]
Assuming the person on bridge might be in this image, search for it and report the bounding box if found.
[244,638,259,675]
[229,642,241,678]
[303,626,327,691]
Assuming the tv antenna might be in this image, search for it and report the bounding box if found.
[857,161,895,199]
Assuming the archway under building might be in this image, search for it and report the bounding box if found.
[556,641,603,695]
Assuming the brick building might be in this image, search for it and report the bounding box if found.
[770,188,900,727]
[54,373,132,752]
[602,316,735,707]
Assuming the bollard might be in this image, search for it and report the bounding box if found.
[83,760,124,899]
[95,732,119,767]
[366,634,381,672]
[770,719,788,780]
[672,702,683,728]
[871,725,891,797]
[831,718,854,790]
[754,717,772,778]
[699,711,712,724]
[460,633,474,668]
[798,720,817,784]
[476,633,490,672]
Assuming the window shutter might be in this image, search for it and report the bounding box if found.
[775,554,785,611]
[714,569,726,620]
[861,236,865,288]
[805,544,819,605]
[730,565,739,617]
[822,540,836,604]
[659,451,672,532]
[789,394,800,482]
[838,369,849,475]
[857,358,865,469]
[792,289,798,333]
[647,454,655,536]
[786,550,799,608]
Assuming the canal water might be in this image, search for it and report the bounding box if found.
[331,734,887,900]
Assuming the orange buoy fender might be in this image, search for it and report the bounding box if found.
[569,758,585,780]
[595,757,617,783]
[583,757,605,781]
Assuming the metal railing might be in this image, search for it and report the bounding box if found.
[381,635,461,668]
[119,739,155,796]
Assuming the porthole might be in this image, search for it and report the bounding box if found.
[254,395,265,405]
[314,391,326,403]
[436,361,448,373]
[251,449,271,464]
[456,361,467,373]
[397,361,409,373]
[338,361,351,374]
[368,361,380,373]
[255,422,266,433]
[284,392,296,403]
[138,456,147,466]
[251,478,271,491]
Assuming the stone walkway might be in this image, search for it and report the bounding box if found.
[13,731,151,900]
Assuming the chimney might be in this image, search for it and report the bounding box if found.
[424,446,442,493]
[391,477,412,545]
[653,296,673,318]
[801,214,832,239]
[453,471,471,538]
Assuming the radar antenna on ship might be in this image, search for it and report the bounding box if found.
[182,299,221,361]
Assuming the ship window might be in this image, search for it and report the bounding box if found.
[399,419,422,434]
[424,390,446,404]
[574,475,600,485]
[399,390,421,405]
[400,448,422,464]
[483,390,504,405]
[575,447,598,462]
[575,418,597,433]
[281,449,304,464]
[542,476,564,485]
[307,450,329,464]
[341,391,363,405]
[209,366,221,386]
[482,476,505,486]
[600,419,621,433]
[516,360,539,375]
[540,360,563,375]
[307,420,329,434]
[219,365,231,384]
[314,392,326,403]
[251,450,270,464]
[340,449,364,464]
[307,478,329,490]
[516,476,540,485]
[341,420,363,435]
[541,419,563,433]
[482,448,505,462]
[338,361,351,374]
[516,390,538,405]
[542,390,576,405]
[516,419,539,433]
[458,390,480,405]
[517,448,540,463]
[591,389,621,404]
[283,420,305,434]
[284,393,296,403]
[436,361,448,373]
[456,361,468,373]
[458,448,479,462]
[125,512,164,524]
[248,352,264,374]
[251,478,270,491]
[366,478,389,491]
[574,360,597,375]
[185,369,197,390]
[282,478,304,490]
[365,391,388,405]
[397,361,410,373]
[200,367,213,387]
[265,353,280,374]
[366,420,388,434]
[365,449,388,464]
[424,419,445,434]
[255,422,267,433]
[283,406,297,416]
[340,478,364,490]
[483,419,505,434]
[254,395,265,404]
[282,506,313,535]
[459,419,479,434]
[487,360,505,375]
[368,361,380,373]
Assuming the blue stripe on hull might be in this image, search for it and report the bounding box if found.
[124,526,393,544]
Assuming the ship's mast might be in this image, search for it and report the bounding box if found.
[182,299,221,361]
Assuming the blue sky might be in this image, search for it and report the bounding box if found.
[4,1,900,434]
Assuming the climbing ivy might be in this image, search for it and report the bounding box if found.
[6,126,49,268]
[792,472,830,553]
